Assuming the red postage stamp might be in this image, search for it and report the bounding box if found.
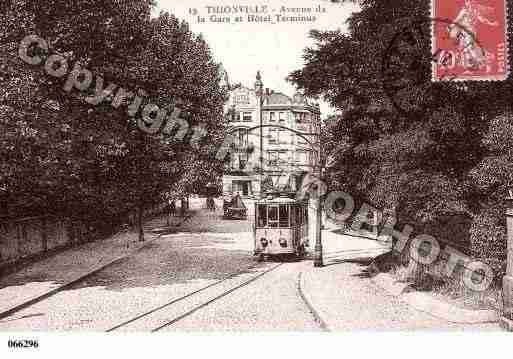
[432,0,509,81]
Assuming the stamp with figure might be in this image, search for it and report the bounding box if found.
[381,17,460,116]
[432,0,509,81]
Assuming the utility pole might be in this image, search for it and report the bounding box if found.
[313,110,323,267]
[255,71,264,198]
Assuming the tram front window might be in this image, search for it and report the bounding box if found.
[279,205,289,227]
[257,204,267,227]
[268,206,279,228]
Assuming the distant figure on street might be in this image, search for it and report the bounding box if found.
[169,200,176,216]
[207,197,215,212]
[180,197,187,217]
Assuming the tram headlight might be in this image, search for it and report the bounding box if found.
[260,238,268,247]
[279,238,287,248]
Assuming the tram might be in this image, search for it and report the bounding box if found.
[253,195,309,260]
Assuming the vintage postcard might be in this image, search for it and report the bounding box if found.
[0,0,512,357]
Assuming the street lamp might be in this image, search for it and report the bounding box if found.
[255,71,264,199]
[313,111,323,267]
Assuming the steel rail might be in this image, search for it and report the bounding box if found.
[106,263,283,332]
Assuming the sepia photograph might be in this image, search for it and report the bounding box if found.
[0,0,512,356]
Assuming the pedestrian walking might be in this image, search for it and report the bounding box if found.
[169,200,176,216]
[207,197,215,212]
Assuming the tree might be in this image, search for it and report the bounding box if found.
[1,1,227,242]
[289,0,513,279]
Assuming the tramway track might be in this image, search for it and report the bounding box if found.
[106,262,283,332]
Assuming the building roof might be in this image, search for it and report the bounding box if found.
[265,92,292,105]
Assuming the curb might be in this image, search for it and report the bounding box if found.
[0,235,160,321]
[371,272,499,325]
[297,271,330,332]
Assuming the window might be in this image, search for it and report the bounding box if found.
[268,151,279,166]
[242,112,252,122]
[268,151,287,167]
[232,180,251,195]
[268,206,279,228]
[281,151,288,166]
[239,155,247,170]
[279,205,290,227]
[268,151,286,166]
[269,128,277,144]
[226,109,237,122]
[257,204,295,228]
[295,112,312,123]
[257,205,267,227]
[269,129,289,145]
[296,151,308,165]
[278,129,287,144]
[235,128,248,147]
[269,112,276,122]
[279,112,286,122]
[231,153,248,170]
[234,94,250,104]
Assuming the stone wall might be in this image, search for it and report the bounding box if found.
[0,203,167,274]
[0,216,88,273]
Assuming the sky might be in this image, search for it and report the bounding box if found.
[156,0,360,117]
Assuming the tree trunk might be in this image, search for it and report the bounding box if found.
[41,217,48,252]
[137,205,144,242]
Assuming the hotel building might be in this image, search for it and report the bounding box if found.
[222,72,321,198]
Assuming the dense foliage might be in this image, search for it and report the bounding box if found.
[290,0,513,275]
[1,0,227,239]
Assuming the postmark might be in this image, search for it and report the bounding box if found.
[432,0,509,81]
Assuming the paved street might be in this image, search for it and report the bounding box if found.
[0,202,501,331]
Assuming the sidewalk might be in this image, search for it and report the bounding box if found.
[0,216,168,319]
[300,227,500,330]
[318,223,391,265]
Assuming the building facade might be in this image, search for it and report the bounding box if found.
[222,72,321,198]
